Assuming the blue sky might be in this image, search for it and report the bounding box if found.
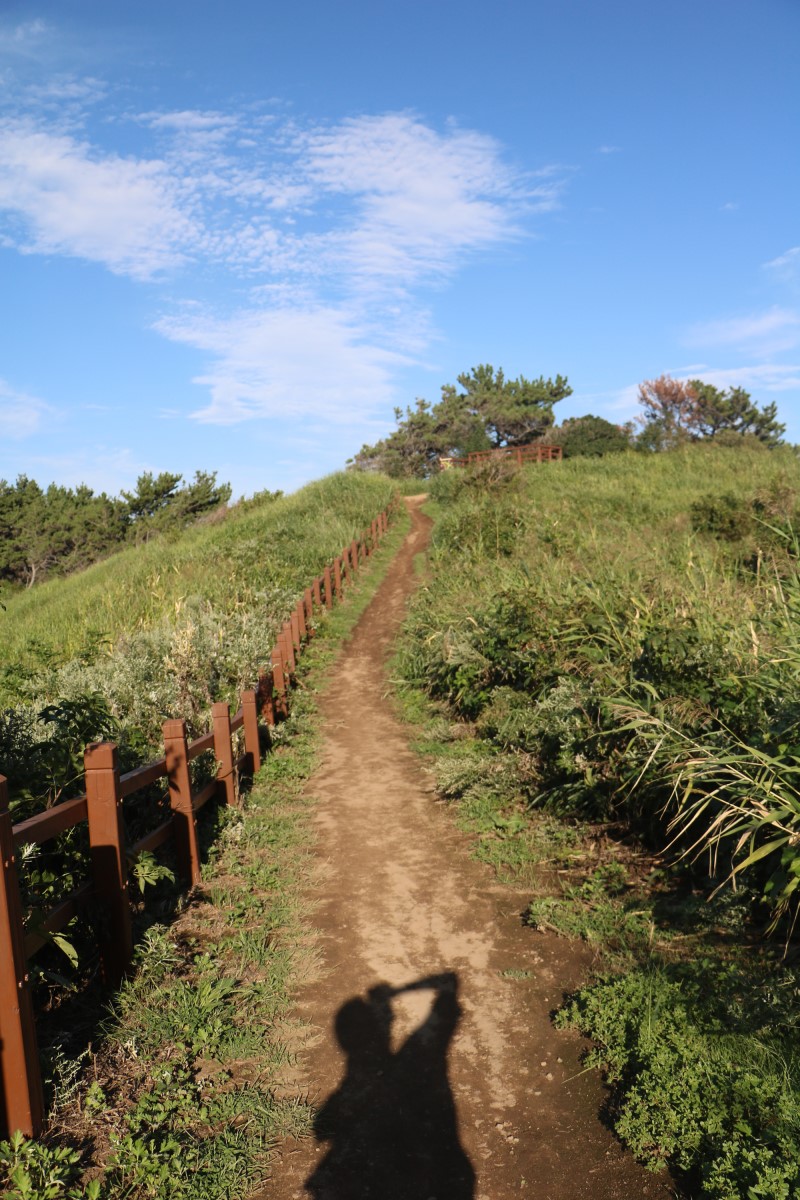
[1,0,798,497]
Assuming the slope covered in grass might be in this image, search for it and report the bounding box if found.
[397,443,800,1198]
[0,471,396,817]
[1,473,394,694]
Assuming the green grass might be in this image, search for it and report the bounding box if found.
[1,472,399,823]
[393,444,800,1198]
[0,499,411,1200]
[1,472,396,689]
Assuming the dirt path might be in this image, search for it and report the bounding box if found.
[260,499,674,1200]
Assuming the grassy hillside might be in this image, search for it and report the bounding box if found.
[397,443,800,1199]
[0,510,410,1200]
[1,471,396,814]
[1,472,394,693]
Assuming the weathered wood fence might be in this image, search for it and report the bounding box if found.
[440,445,563,469]
[0,503,395,1139]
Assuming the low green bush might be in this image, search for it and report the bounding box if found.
[557,963,800,1198]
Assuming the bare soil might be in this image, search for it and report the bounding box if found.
[257,499,675,1200]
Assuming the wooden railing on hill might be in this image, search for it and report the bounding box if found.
[440,444,562,469]
[0,503,396,1139]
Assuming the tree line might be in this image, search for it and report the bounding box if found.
[350,365,786,477]
[0,469,231,588]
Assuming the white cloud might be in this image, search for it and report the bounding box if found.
[155,305,409,425]
[141,110,240,133]
[0,379,54,440]
[596,144,621,154]
[293,114,551,289]
[0,119,197,278]
[0,91,567,431]
[764,246,800,283]
[673,363,800,393]
[686,307,800,356]
[0,19,52,58]
[0,105,548,296]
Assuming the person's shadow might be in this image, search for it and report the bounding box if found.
[306,972,475,1199]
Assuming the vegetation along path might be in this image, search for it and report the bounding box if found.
[260,498,673,1200]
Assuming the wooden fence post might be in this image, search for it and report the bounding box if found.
[258,668,276,726]
[84,743,133,987]
[162,720,201,887]
[296,598,307,641]
[323,565,333,609]
[271,645,288,718]
[212,702,236,807]
[281,622,296,675]
[290,608,301,653]
[333,556,342,598]
[0,777,44,1138]
[341,547,352,584]
[257,667,275,726]
[313,575,322,609]
[304,586,314,631]
[241,690,261,774]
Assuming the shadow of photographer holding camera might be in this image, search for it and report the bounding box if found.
[306,971,475,1200]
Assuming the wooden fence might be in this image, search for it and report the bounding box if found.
[440,445,563,469]
[0,503,395,1139]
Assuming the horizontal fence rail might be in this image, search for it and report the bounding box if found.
[0,498,398,1140]
[440,444,563,469]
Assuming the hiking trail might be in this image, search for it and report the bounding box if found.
[259,497,673,1200]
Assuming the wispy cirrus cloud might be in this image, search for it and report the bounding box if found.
[686,307,800,356]
[294,114,544,289]
[0,18,53,59]
[673,362,800,393]
[155,305,411,425]
[764,246,800,285]
[0,62,569,429]
[0,119,197,278]
[0,379,55,439]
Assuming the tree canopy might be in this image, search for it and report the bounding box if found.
[0,469,231,588]
[637,376,785,449]
[351,365,572,477]
[556,414,631,458]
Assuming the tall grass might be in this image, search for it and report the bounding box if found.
[401,443,800,911]
[1,473,394,680]
[397,443,800,1194]
[1,471,397,815]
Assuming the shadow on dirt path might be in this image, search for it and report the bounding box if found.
[257,498,675,1200]
[306,972,474,1200]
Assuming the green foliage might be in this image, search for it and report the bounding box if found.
[0,470,233,591]
[351,364,571,476]
[0,1132,99,1199]
[689,380,785,446]
[122,470,232,541]
[399,442,800,1192]
[557,963,800,1197]
[691,493,753,541]
[0,536,401,1199]
[636,375,786,451]
[0,477,128,588]
[555,413,631,458]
